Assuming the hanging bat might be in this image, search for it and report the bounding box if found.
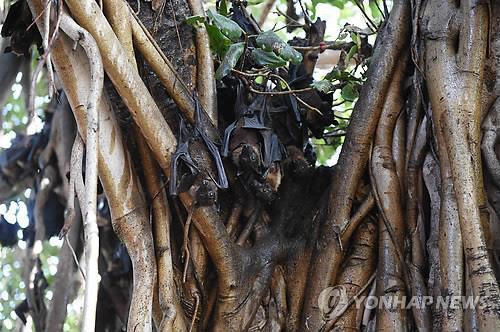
[0,216,20,247]
[223,87,264,173]
[222,87,285,201]
[223,90,286,170]
[286,18,337,138]
[169,118,199,196]
[1,0,42,57]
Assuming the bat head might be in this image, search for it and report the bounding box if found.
[193,178,218,207]
[239,144,262,173]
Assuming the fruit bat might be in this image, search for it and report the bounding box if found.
[287,18,337,138]
[0,216,20,247]
[169,118,199,196]
[222,85,286,202]
[169,97,228,205]
[1,0,42,57]
[223,88,286,173]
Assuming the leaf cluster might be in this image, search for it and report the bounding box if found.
[186,5,304,79]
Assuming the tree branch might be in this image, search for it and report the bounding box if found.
[302,1,411,329]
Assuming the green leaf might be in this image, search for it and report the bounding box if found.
[350,32,361,48]
[185,15,205,27]
[311,80,335,93]
[315,140,337,165]
[255,75,265,84]
[215,42,245,80]
[219,0,228,16]
[255,31,282,52]
[324,68,341,81]
[205,23,232,56]
[280,45,303,64]
[341,82,359,101]
[369,0,382,19]
[246,0,266,4]
[330,0,346,8]
[346,44,358,63]
[207,8,244,41]
[311,0,345,11]
[255,31,302,64]
[309,0,318,18]
[252,49,287,68]
[324,68,359,82]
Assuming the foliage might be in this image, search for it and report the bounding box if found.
[215,42,245,79]
[255,31,302,64]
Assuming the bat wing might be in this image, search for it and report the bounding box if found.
[222,121,238,157]
[242,115,269,130]
[193,96,229,189]
[169,142,199,195]
[198,129,229,189]
[287,95,302,124]
[270,133,286,163]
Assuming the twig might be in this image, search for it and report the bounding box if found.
[127,3,199,120]
[182,205,195,283]
[339,192,375,245]
[28,59,46,130]
[248,86,314,95]
[269,74,323,115]
[235,1,262,33]
[25,0,51,32]
[382,0,389,18]
[169,0,183,50]
[292,41,354,51]
[297,0,311,25]
[258,0,276,26]
[368,143,412,293]
[73,136,87,219]
[42,0,54,98]
[323,130,347,138]
[275,8,302,27]
[152,0,167,35]
[65,234,86,280]
[231,68,270,77]
[373,0,386,19]
[189,292,200,332]
[232,68,324,115]
[362,280,377,328]
[59,134,84,237]
[352,0,378,32]
[272,23,303,33]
